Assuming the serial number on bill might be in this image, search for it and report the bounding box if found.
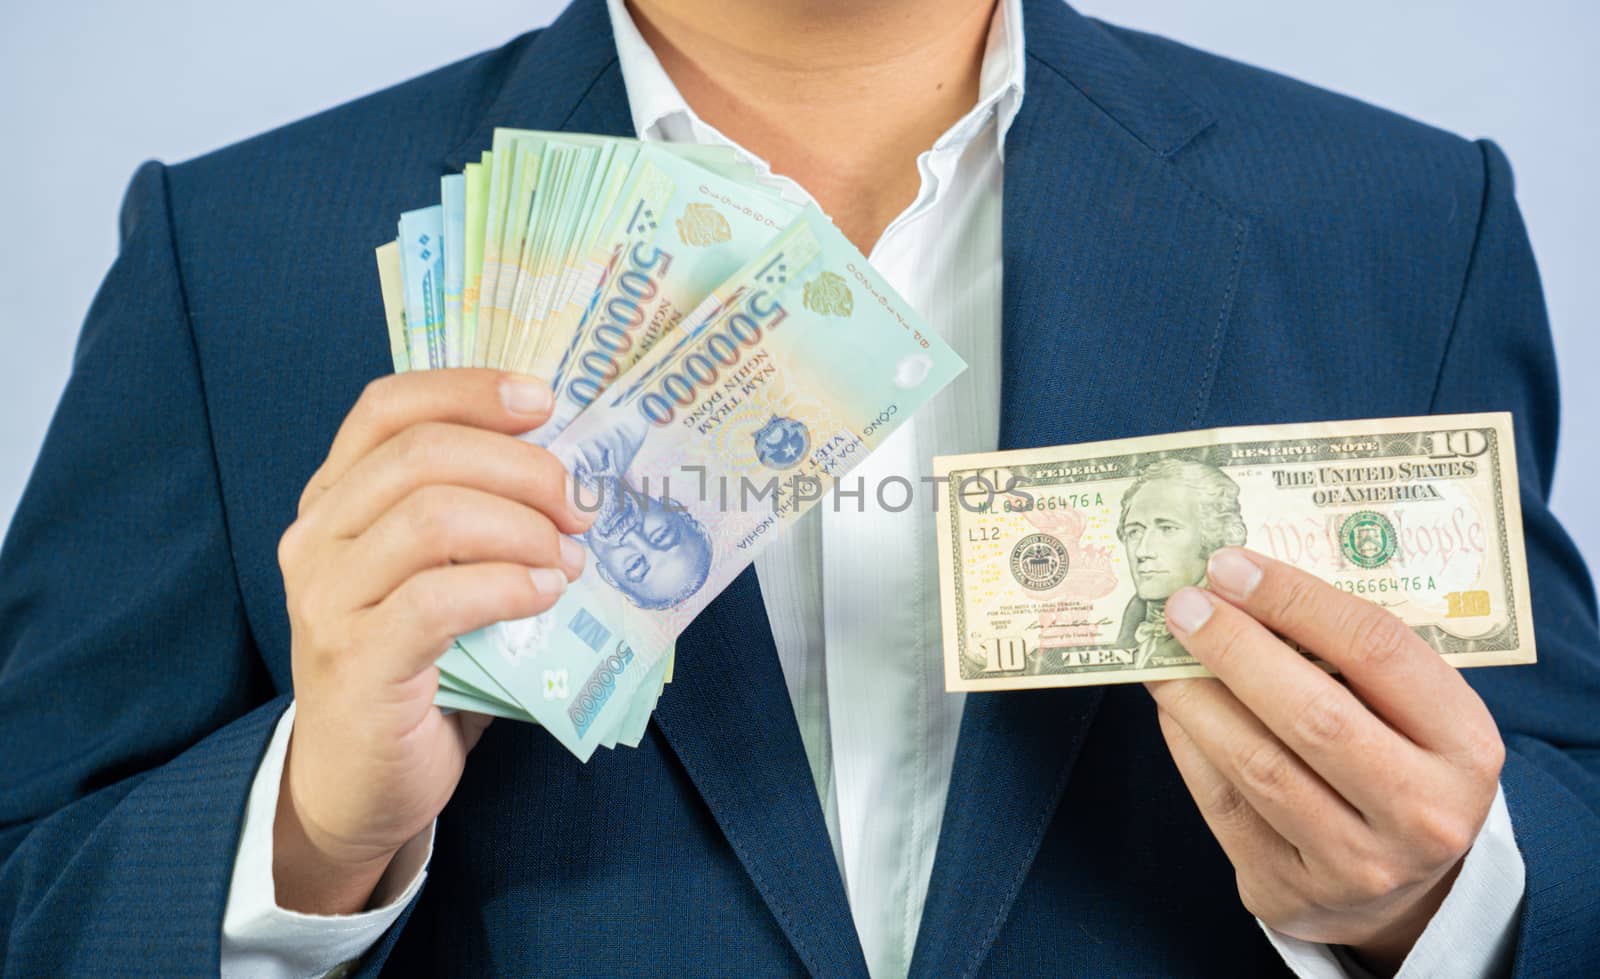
[998,492,1106,511]
[1333,575,1438,596]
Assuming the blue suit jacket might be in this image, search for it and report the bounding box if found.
[3,0,1597,975]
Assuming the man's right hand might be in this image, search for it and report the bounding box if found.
[272,369,593,915]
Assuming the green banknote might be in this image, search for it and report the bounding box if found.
[374,240,409,372]
[462,154,490,363]
[373,134,958,759]
[935,413,1536,690]
[453,207,966,759]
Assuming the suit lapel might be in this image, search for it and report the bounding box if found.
[911,3,1249,977]
[442,0,634,167]
[653,568,871,978]
[443,2,869,973]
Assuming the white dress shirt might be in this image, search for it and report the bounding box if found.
[222,1,1526,976]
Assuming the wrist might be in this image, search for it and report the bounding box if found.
[271,738,400,916]
[1343,858,1465,976]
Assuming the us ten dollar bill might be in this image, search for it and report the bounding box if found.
[934,413,1536,691]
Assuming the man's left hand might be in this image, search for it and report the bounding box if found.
[1145,547,1505,974]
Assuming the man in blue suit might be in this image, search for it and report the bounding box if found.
[2,0,1596,975]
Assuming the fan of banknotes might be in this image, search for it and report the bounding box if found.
[375,128,967,760]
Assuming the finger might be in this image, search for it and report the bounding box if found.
[310,422,593,539]
[1146,677,1370,859]
[362,561,568,682]
[1162,584,1440,819]
[301,370,554,514]
[1152,703,1314,916]
[334,485,586,609]
[1202,547,1496,760]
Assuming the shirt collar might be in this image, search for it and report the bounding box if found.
[604,0,1026,158]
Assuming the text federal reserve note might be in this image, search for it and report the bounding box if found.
[936,413,1535,691]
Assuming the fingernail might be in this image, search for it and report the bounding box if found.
[1166,587,1214,634]
[1207,548,1263,598]
[501,375,552,417]
[558,535,586,577]
[529,567,567,596]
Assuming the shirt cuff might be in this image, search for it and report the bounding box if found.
[220,700,435,979]
[1260,782,1524,979]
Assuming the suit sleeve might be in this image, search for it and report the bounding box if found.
[1426,138,1600,978]
[0,162,418,976]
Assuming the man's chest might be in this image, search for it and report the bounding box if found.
[191,173,1456,696]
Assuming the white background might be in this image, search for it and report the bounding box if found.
[1,0,1594,590]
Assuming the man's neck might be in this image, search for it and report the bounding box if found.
[626,0,997,254]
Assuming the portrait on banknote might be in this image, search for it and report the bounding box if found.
[493,408,715,662]
[566,411,714,611]
[1114,458,1249,669]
